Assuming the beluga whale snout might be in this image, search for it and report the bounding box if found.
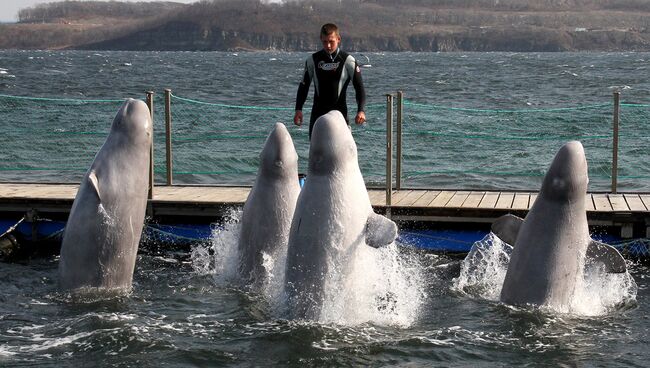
[284,110,398,320]
[58,98,152,292]
[491,141,626,310]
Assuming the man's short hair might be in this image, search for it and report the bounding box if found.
[320,23,340,38]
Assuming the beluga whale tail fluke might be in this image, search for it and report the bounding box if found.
[58,98,152,292]
[284,110,397,320]
[492,141,626,310]
[237,122,300,287]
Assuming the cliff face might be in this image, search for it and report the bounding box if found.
[76,21,650,52]
[3,0,650,52]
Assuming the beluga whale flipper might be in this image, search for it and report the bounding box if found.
[237,123,300,286]
[492,141,626,310]
[58,98,152,291]
[284,110,398,320]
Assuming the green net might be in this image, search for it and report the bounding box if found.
[167,94,301,184]
[400,100,619,191]
[0,93,645,192]
[167,95,390,185]
[0,94,126,183]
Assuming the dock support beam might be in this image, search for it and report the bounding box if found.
[146,91,155,200]
[396,91,403,190]
[386,94,393,210]
[612,90,620,194]
[164,89,173,186]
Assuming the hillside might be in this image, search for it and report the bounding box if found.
[1,0,650,51]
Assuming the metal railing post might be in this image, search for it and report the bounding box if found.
[396,90,403,190]
[164,88,173,186]
[612,91,620,194]
[146,91,155,199]
[386,94,393,208]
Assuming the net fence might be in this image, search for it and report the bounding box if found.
[0,92,647,191]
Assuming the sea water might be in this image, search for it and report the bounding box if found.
[0,51,648,366]
[1,51,650,190]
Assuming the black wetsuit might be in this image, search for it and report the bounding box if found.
[295,48,366,138]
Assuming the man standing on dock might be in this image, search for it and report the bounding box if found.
[293,23,366,139]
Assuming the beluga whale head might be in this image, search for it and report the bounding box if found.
[259,122,298,179]
[109,98,152,150]
[308,110,357,176]
[540,140,588,203]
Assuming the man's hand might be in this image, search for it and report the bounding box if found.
[294,111,303,126]
[355,111,366,125]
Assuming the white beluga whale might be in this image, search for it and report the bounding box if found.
[58,98,152,291]
[237,123,300,286]
[284,110,398,320]
[491,141,626,310]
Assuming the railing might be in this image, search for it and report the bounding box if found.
[0,91,648,199]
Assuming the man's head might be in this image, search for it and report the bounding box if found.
[320,23,341,54]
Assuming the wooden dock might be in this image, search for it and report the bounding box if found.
[0,183,648,236]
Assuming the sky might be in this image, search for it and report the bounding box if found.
[0,0,200,23]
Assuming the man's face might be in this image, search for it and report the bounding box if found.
[321,33,341,54]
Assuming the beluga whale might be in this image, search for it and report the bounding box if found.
[491,141,626,310]
[58,98,152,291]
[237,123,300,286]
[284,110,398,320]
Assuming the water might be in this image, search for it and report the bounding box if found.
[1,51,650,189]
[0,221,645,366]
[0,51,648,365]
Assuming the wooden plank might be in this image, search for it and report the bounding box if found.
[412,191,441,207]
[391,190,413,205]
[462,192,485,208]
[368,190,387,206]
[393,190,426,206]
[367,190,386,204]
[624,194,647,211]
[584,194,595,211]
[215,188,249,203]
[593,194,612,212]
[478,192,499,209]
[639,195,650,211]
[609,194,629,211]
[446,191,471,208]
[512,193,530,210]
[429,191,455,207]
[529,194,538,209]
[494,192,514,209]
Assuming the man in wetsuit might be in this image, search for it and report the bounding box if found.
[293,23,366,139]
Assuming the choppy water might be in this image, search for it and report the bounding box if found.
[0,51,648,366]
[1,51,650,190]
[0,210,646,367]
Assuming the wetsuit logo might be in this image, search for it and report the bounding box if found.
[318,61,340,71]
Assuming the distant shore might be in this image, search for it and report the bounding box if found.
[2,0,650,52]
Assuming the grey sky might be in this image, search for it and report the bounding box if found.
[0,0,199,23]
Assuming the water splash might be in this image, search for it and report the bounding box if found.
[190,209,425,327]
[97,203,115,228]
[321,242,426,327]
[452,233,637,316]
[190,208,241,283]
[453,233,512,301]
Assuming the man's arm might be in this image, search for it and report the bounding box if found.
[352,62,366,124]
[294,65,311,126]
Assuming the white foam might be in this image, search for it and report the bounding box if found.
[191,209,425,327]
[452,233,638,316]
[453,233,511,301]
